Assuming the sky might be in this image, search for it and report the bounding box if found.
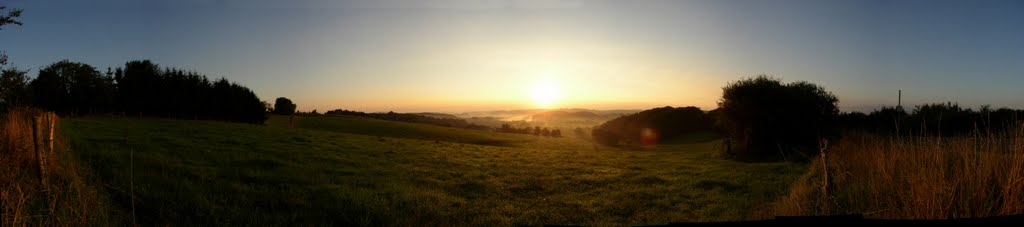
[1,0,1022,113]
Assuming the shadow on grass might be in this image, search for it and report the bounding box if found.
[658,132,720,145]
[598,132,721,151]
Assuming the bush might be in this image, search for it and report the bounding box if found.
[716,75,838,160]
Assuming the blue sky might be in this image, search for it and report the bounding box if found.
[1,0,1022,112]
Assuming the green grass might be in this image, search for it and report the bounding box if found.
[63,115,805,225]
[269,115,597,151]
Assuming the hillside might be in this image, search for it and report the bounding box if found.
[62,115,805,225]
[455,109,638,124]
[593,106,715,146]
[412,112,461,119]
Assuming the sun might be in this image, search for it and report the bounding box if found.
[530,79,562,108]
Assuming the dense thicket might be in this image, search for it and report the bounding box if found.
[3,59,267,124]
[325,109,489,130]
[117,60,267,123]
[591,106,713,146]
[717,76,839,160]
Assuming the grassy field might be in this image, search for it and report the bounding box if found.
[63,115,805,225]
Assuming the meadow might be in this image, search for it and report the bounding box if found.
[59,115,806,226]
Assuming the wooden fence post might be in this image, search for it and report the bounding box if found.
[32,115,46,186]
[819,139,829,214]
[47,113,55,157]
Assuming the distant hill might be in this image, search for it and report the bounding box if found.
[530,110,601,120]
[527,109,635,127]
[454,109,547,121]
[413,112,460,119]
[324,109,489,130]
[464,116,507,128]
[320,108,642,130]
[592,106,715,146]
[454,108,640,127]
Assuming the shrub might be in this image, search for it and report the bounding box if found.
[716,75,838,160]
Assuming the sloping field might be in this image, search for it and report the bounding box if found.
[62,115,804,225]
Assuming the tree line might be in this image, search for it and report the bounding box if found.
[497,124,562,137]
[839,102,1024,137]
[325,109,490,130]
[0,59,268,124]
[592,75,1024,161]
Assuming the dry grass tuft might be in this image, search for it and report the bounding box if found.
[1,107,105,225]
[767,124,1024,219]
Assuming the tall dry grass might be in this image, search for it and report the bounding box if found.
[1,107,105,225]
[767,123,1024,219]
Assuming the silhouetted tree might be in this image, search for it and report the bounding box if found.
[103,60,269,123]
[228,82,269,123]
[0,67,29,110]
[0,7,20,30]
[0,7,23,67]
[982,107,1023,134]
[273,97,297,115]
[116,60,162,115]
[30,60,114,115]
[907,102,974,136]
[838,111,868,132]
[4,57,267,123]
[840,103,1024,137]
[325,109,368,117]
[864,106,908,134]
[717,75,838,160]
[0,6,25,111]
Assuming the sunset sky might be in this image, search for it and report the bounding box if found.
[2,0,1022,112]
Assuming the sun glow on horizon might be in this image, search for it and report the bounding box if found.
[530,78,563,109]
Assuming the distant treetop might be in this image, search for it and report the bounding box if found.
[273,97,297,115]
